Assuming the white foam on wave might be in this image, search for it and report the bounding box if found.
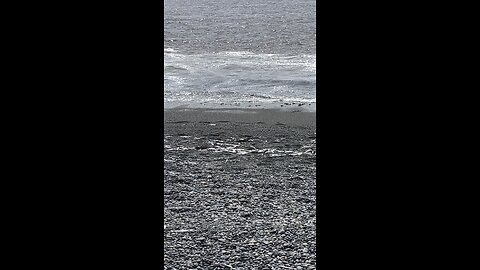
[164,49,316,109]
[164,48,177,53]
[221,51,255,56]
[165,141,316,157]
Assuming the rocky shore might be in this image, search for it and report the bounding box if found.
[164,108,316,269]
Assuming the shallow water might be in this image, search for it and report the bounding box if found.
[164,0,316,110]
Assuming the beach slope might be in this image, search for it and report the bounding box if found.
[164,108,316,269]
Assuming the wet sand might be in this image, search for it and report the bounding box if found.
[164,108,316,269]
[165,107,316,128]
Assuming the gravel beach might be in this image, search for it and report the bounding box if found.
[164,108,316,269]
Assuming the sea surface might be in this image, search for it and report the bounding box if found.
[164,0,316,110]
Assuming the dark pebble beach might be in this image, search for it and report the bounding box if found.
[164,108,316,270]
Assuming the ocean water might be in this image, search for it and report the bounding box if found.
[164,0,316,110]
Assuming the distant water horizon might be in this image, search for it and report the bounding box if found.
[164,0,316,110]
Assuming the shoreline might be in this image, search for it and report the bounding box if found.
[164,107,316,128]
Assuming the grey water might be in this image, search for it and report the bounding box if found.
[164,0,316,110]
